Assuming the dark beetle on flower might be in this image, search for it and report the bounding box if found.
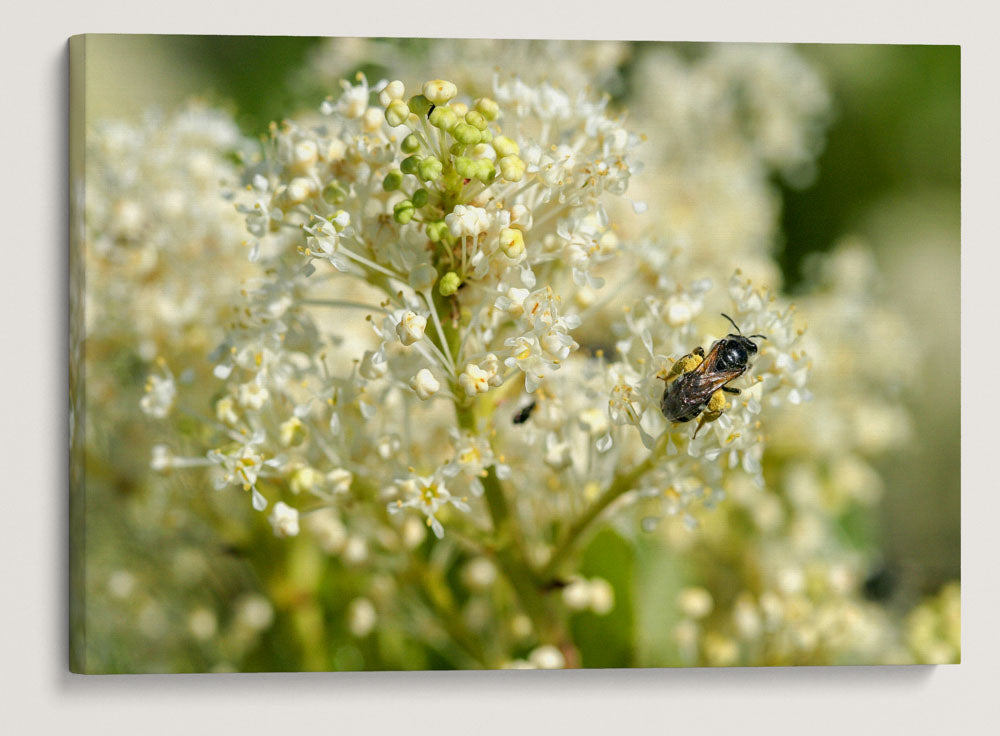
[660,314,766,436]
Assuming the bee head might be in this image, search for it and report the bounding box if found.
[715,315,766,372]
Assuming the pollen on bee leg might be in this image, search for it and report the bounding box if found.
[667,352,704,382]
[692,390,728,438]
[707,390,726,414]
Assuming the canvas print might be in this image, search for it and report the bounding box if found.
[69,36,960,673]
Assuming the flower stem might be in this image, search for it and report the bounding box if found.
[540,431,669,583]
[454,400,565,647]
[408,556,493,668]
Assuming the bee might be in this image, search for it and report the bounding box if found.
[511,400,537,425]
[659,314,766,436]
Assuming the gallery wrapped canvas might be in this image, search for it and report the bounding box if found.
[69,35,959,673]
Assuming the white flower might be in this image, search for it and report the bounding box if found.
[334,76,371,119]
[327,468,353,495]
[409,368,441,400]
[562,579,592,610]
[306,509,347,554]
[188,608,218,641]
[268,502,300,538]
[378,79,405,106]
[459,363,491,396]
[348,598,377,637]
[235,594,274,632]
[444,431,509,496]
[395,311,427,346]
[215,396,239,425]
[388,470,469,539]
[150,444,173,471]
[462,558,498,590]
[360,349,388,380]
[237,380,270,410]
[588,578,615,615]
[445,205,491,238]
[528,644,565,669]
[279,417,306,447]
[140,371,176,419]
[678,587,714,619]
[207,433,280,511]
[495,287,529,317]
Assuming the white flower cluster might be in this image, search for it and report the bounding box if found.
[85,106,252,362]
[300,38,630,102]
[131,47,956,668]
[146,68,822,561]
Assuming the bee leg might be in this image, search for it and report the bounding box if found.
[693,390,727,438]
[665,348,705,382]
[722,386,741,395]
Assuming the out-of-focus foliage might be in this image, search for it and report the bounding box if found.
[73,37,959,672]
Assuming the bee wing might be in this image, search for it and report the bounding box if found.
[676,367,745,406]
[692,339,726,374]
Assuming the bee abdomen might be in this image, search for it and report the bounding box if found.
[661,375,706,423]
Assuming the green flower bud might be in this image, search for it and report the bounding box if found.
[464,110,487,130]
[428,105,458,132]
[438,271,461,296]
[385,99,410,127]
[454,156,476,179]
[322,181,347,204]
[426,221,449,242]
[474,159,496,183]
[478,128,493,144]
[379,79,405,105]
[452,122,481,145]
[411,188,429,207]
[393,200,415,224]
[423,79,458,105]
[408,94,432,117]
[417,156,443,182]
[498,155,526,182]
[475,97,500,121]
[382,170,404,191]
[401,133,421,154]
[400,155,421,175]
[492,135,520,158]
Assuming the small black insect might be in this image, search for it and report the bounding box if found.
[512,400,537,425]
[659,314,766,436]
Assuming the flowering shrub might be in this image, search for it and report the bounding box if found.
[77,42,959,671]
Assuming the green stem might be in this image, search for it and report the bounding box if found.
[454,402,564,644]
[364,475,491,668]
[408,557,493,668]
[540,432,669,583]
